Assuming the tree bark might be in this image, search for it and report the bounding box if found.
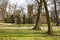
[43,0,53,34]
[33,0,42,30]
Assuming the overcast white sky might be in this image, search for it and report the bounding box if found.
[9,0,35,14]
[10,0,35,7]
[9,0,60,14]
[9,0,54,11]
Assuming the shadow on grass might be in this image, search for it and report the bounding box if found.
[0,29,48,37]
[50,34,60,36]
[0,29,60,37]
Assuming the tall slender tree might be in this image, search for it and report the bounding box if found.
[54,0,59,26]
[43,0,53,34]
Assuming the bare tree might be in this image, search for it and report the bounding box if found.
[33,0,53,34]
[43,0,53,34]
[0,0,8,19]
[47,0,60,26]
[33,0,42,30]
[54,0,59,26]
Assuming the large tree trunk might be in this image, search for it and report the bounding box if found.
[54,0,59,26]
[43,0,53,34]
[33,0,42,30]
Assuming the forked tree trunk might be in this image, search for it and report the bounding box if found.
[33,0,42,30]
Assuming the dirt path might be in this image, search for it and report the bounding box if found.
[0,27,33,29]
[0,23,60,30]
[0,27,60,30]
[0,23,14,25]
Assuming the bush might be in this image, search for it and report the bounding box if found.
[4,15,14,23]
[4,17,14,23]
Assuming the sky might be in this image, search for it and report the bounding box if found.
[9,0,60,15]
[9,0,54,11]
[9,0,35,7]
[9,0,35,14]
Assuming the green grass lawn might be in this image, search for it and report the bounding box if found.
[0,23,60,40]
[0,37,60,40]
[0,29,47,37]
[0,29,60,37]
[0,28,60,40]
